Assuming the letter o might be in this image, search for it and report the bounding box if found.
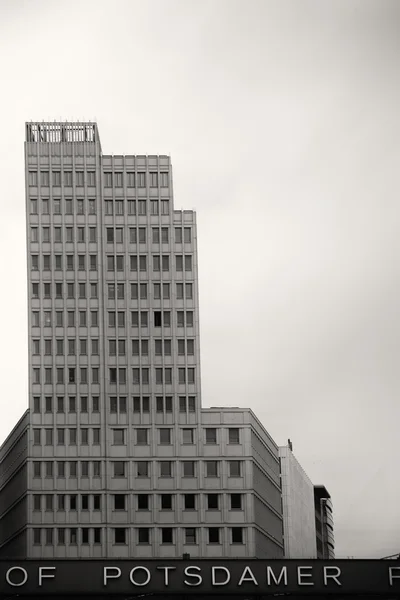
[6,567,28,587]
[130,567,151,586]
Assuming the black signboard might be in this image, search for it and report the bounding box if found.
[0,559,399,596]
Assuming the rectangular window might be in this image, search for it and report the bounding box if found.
[229,460,242,477]
[205,428,217,444]
[29,171,38,186]
[150,172,158,187]
[185,256,192,271]
[41,171,49,186]
[160,172,169,187]
[228,428,240,444]
[127,172,135,187]
[89,227,96,242]
[137,172,146,187]
[207,494,219,510]
[150,200,158,215]
[138,200,146,215]
[183,461,195,478]
[113,462,126,478]
[161,528,173,544]
[206,461,219,477]
[137,462,149,477]
[87,171,96,186]
[104,172,112,187]
[231,527,244,544]
[115,172,123,187]
[152,228,159,244]
[185,528,197,544]
[184,494,196,510]
[182,429,194,444]
[230,493,242,510]
[136,429,149,445]
[160,462,172,477]
[161,200,169,215]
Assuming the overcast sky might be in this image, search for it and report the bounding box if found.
[1,0,399,559]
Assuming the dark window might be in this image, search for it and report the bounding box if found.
[207,494,219,510]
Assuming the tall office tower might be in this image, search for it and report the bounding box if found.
[0,122,284,559]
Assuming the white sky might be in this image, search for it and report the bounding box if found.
[1,0,400,559]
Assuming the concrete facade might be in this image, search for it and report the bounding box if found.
[314,485,335,559]
[0,122,284,559]
[279,444,317,558]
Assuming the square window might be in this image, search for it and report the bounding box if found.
[113,462,126,478]
[206,461,219,477]
[160,461,172,477]
[137,462,149,477]
[138,528,150,544]
[205,428,217,444]
[229,460,241,477]
[114,494,126,510]
[207,494,219,510]
[136,429,148,445]
[161,494,172,510]
[182,429,194,444]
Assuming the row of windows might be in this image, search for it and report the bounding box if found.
[31,226,97,243]
[32,492,244,512]
[32,282,194,301]
[31,199,170,217]
[31,253,193,273]
[32,427,241,449]
[32,310,193,328]
[32,526,244,546]
[30,226,190,245]
[33,395,196,414]
[32,460,243,479]
[32,338,195,357]
[28,170,169,188]
[32,367,197,385]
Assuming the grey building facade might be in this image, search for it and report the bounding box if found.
[0,122,284,559]
[279,443,317,558]
[314,484,335,559]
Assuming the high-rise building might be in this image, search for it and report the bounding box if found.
[0,122,284,559]
[279,441,317,558]
[314,485,335,559]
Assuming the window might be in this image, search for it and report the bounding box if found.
[108,284,115,300]
[137,172,146,187]
[92,396,100,412]
[87,171,96,186]
[43,227,50,243]
[117,283,125,299]
[185,528,197,544]
[176,283,183,300]
[77,199,84,214]
[230,493,242,510]
[160,462,172,477]
[89,227,96,242]
[183,461,195,478]
[152,228,159,244]
[57,429,65,445]
[161,494,172,510]
[113,429,125,445]
[206,461,218,477]
[161,227,169,243]
[184,227,192,243]
[113,462,126,478]
[205,428,217,444]
[207,494,219,510]
[116,228,123,243]
[69,461,77,477]
[160,172,169,187]
[69,397,76,413]
[89,199,96,214]
[115,172,123,187]
[68,368,75,383]
[91,310,98,326]
[77,227,85,242]
[45,429,53,446]
[115,200,124,215]
[228,428,240,444]
[114,528,127,544]
[176,255,183,271]
[161,528,173,544]
[229,460,241,477]
[127,199,134,213]
[29,171,38,186]
[57,397,64,413]
[137,462,149,477]
[45,462,53,477]
[81,428,89,445]
[137,495,149,510]
[93,495,101,510]
[104,172,112,187]
[33,429,41,445]
[41,171,49,186]
[231,527,244,544]
[185,255,192,271]
[182,429,194,444]
[208,527,220,544]
[178,368,185,384]
[150,200,158,215]
[184,494,196,510]
[150,172,158,187]
[114,495,126,510]
[57,462,65,477]
[33,368,40,383]
[93,428,100,444]
[159,429,171,445]
[138,528,150,544]
[33,462,41,478]
[69,429,77,445]
[33,397,40,413]
[127,172,135,187]
[161,200,169,215]
[33,495,41,511]
[136,429,148,445]
[67,311,75,326]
